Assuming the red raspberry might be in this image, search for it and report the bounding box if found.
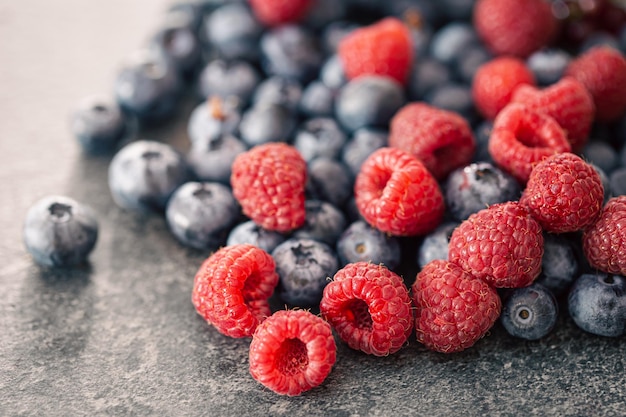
[388,102,476,180]
[412,260,501,353]
[583,196,626,276]
[338,17,414,85]
[471,57,536,120]
[488,103,571,184]
[191,244,279,338]
[520,153,604,234]
[565,46,626,122]
[511,77,595,152]
[248,0,312,27]
[448,201,544,288]
[320,262,414,356]
[231,143,306,233]
[473,0,558,58]
[249,310,336,396]
[354,147,444,236]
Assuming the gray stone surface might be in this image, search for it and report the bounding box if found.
[1,1,626,416]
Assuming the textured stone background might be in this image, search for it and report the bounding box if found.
[0,1,625,416]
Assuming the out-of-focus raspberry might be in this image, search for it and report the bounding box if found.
[249,0,312,26]
[583,196,626,276]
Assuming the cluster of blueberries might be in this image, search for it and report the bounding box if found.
[23,0,626,343]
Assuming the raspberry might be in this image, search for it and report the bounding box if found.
[249,310,336,396]
[473,0,557,58]
[448,201,544,288]
[338,17,414,85]
[248,0,312,27]
[511,77,595,152]
[354,147,444,236]
[412,260,501,353]
[565,46,626,122]
[583,196,626,276]
[471,57,536,120]
[320,262,414,356]
[520,153,604,234]
[488,103,571,184]
[191,244,279,338]
[388,102,476,180]
[231,143,307,233]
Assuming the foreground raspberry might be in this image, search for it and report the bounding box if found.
[565,46,626,122]
[488,103,571,184]
[338,17,413,84]
[249,310,336,396]
[472,57,536,120]
[320,262,414,356]
[473,0,557,58]
[249,0,312,27]
[412,260,501,353]
[583,196,626,276]
[231,143,307,233]
[192,244,279,338]
[388,103,475,180]
[511,77,595,151]
[448,201,544,288]
[354,147,444,236]
[520,153,604,234]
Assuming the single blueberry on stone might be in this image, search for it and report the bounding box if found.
[500,283,559,340]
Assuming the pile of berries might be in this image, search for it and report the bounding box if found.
[23,0,626,397]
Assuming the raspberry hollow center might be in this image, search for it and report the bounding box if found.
[344,299,373,330]
[276,338,309,376]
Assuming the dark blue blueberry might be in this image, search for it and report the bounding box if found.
[23,196,98,267]
[407,20,434,59]
[407,58,452,101]
[197,59,260,106]
[251,76,303,112]
[527,48,572,86]
[294,118,347,162]
[344,197,363,224]
[304,0,347,31]
[203,3,262,62]
[226,220,287,253]
[472,120,494,163]
[590,163,612,205]
[384,0,440,26]
[108,140,192,212]
[149,17,202,78]
[114,49,182,123]
[335,76,405,132]
[272,238,339,307]
[260,25,323,84]
[299,81,335,118]
[292,200,347,247]
[425,83,477,124]
[445,162,521,221]
[238,103,296,147]
[70,95,131,155]
[187,134,246,184]
[535,233,580,296]
[341,128,387,178]
[186,97,241,148]
[416,221,459,269]
[579,32,620,54]
[306,157,353,208]
[500,283,559,340]
[455,45,492,85]
[321,20,359,55]
[165,181,239,250]
[621,24,626,55]
[433,0,475,21]
[319,54,347,90]
[336,220,401,270]
[609,167,626,197]
[568,273,626,337]
[429,22,480,67]
[582,140,619,175]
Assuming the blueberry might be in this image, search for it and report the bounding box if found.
[455,45,492,85]
[568,273,626,337]
[186,97,241,148]
[186,134,246,184]
[319,54,347,90]
[238,103,296,147]
[251,76,303,112]
[445,162,521,221]
[23,196,98,267]
[407,58,453,101]
[609,167,626,197]
[335,76,405,132]
[416,221,459,269]
[433,0,475,21]
[425,83,477,124]
[292,200,347,247]
[149,17,202,78]
[114,49,182,123]
[203,3,262,62]
[591,163,612,205]
[306,157,353,208]
[165,182,239,250]
[294,118,347,162]
[272,238,339,307]
[70,95,131,155]
[500,283,559,340]
[108,140,192,212]
[299,81,335,118]
[197,59,260,106]
[535,233,580,296]
[226,220,287,254]
[472,120,494,163]
[430,22,480,67]
[336,220,401,270]
[260,25,323,84]
[580,32,620,54]
[321,20,359,55]
[304,0,347,31]
[582,140,619,175]
[527,48,572,86]
[341,128,387,178]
